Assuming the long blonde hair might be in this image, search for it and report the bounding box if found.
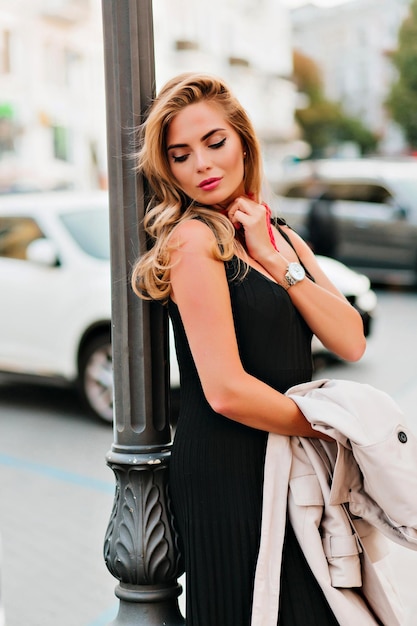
[131,72,264,301]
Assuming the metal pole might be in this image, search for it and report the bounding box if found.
[101,1,184,624]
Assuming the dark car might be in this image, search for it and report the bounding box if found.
[273,158,417,286]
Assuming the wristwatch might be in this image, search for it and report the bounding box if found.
[281,262,306,290]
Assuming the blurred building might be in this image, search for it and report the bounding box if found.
[153,0,300,182]
[0,0,299,192]
[290,0,412,154]
[0,0,107,192]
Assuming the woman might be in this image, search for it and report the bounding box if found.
[132,73,366,625]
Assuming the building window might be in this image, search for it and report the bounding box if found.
[174,39,199,51]
[0,30,11,74]
[228,56,250,68]
[53,125,69,161]
[0,102,15,157]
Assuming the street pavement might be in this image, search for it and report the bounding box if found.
[0,287,417,625]
[0,380,187,626]
[0,384,118,626]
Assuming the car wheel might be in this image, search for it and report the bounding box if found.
[79,333,113,423]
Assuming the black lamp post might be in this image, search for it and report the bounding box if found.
[101,1,184,624]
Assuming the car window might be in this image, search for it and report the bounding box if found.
[59,208,110,260]
[284,182,392,204]
[326,183,392,203]
[0,217,44,260]
[284,185,310,198]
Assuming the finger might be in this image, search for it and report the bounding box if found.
[227,204,243,222]
[229,209,242,228]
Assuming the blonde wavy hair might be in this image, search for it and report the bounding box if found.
[131,72,264,301]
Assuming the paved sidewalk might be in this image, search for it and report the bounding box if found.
[0,383,119,626]
[0,379,186,626]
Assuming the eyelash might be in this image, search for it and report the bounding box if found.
[210,137,226,150]
[171,137,227,163]
[172,154,188,163]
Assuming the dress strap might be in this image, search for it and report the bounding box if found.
[272,218,315,282]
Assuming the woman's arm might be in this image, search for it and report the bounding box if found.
[227,197,366,362]
[273,227,366,361]
[169,219,329,438]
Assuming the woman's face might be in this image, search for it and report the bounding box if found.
[166,101,246,208]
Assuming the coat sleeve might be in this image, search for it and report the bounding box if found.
[286,378,417,549]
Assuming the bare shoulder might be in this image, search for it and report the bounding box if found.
[169,218,217,255]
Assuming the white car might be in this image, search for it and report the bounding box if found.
[311,255,376,355]
[0,191,376,423]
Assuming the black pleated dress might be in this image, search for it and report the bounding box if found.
[168,256,339,626]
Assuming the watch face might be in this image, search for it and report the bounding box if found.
[288,262,305,281]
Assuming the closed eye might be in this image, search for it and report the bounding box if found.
[172,154,189,163]
[170,137,226,163]
[209,137,226,150]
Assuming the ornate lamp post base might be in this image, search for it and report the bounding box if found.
[104,450,185,626]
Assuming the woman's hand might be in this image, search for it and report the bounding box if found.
[226,196,277,264]
[224,199,366,363]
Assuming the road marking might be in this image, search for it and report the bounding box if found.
[0,453,114,494]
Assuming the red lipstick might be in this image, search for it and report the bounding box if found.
[198,177,221,191]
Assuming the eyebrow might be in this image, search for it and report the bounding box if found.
[167,127,226,151]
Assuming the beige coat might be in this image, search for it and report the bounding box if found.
[252,378,417,626]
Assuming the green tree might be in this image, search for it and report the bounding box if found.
[293,50,378,157]
[386,0,417,148]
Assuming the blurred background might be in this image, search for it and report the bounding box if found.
[1,0,417,625]
[0,0,416,192]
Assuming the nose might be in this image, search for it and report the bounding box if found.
[195,149,211,172]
